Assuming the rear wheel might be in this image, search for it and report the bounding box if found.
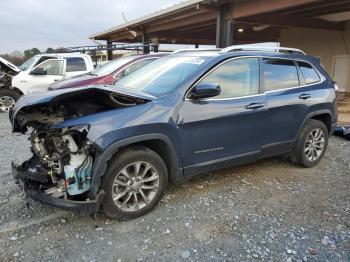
[0,89,21,112]
[101,146,168,220]
[290,119,329,167]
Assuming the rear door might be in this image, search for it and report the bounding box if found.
[178,57,268,174]
[262,57,312,154]
[65,57,88,78]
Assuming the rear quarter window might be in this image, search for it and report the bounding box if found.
[298,61,321,84]
[263,58,299,91]
[66,57,87,72]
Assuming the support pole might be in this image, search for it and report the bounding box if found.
[154,44,159,53]
[143,32,150,54]
[106,40,113,61]
[216,3,234,48]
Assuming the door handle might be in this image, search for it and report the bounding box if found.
[53,79,59,81]
[299,93,311,100]
[245,103,265,110]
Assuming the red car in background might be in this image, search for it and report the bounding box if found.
[48,53,166,90]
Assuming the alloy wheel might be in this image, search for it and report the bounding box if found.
[0,96,15,112]
[304,128,326,161]
[112,161,160,212]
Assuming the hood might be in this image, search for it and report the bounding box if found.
[10,85,156,133]
[0,57,21,74]
[48,73,101,90]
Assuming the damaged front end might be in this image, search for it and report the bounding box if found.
[10,86,153,214]
[12,125,105,213]
[0,57,21,87]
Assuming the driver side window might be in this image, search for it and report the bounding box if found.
[35,60,64,75]
[200,58,260,99]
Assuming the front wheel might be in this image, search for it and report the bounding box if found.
[0,89,21,112]
[101,146,168,220]
[290,119,329,167]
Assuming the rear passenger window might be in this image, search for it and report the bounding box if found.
[200,58,260,99]
[298,61,320,84]
[263,58,299,91]
[66,57,87,72]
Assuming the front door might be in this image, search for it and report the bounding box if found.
[27,59,65,94]
[177,57,268,175]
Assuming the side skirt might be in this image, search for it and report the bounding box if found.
[260,140,295,159]
[183,140,295,180]
[183,150,260,178]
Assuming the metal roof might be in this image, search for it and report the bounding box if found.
[90,0,349,45]
[90,0,206,39]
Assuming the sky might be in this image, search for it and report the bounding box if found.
[0,0,184,54]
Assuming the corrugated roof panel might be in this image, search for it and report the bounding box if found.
[90,0,206,39]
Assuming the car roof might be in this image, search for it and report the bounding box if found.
[33,53,91,58]
[124,52,168,61]
[167,51,220,58]
[169,43,314,61]
[169,49,317,63]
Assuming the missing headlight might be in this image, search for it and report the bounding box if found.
[17,124,95,199]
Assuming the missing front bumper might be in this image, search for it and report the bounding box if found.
[12,161,105,214]
[26,189,105,214]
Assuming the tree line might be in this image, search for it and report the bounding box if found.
[0,47,58,66]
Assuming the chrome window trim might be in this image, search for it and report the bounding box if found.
[185,56,325,102]
[198,93,266,101]
[112,57,159,80]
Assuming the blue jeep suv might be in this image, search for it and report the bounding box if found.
[10,45,337,220]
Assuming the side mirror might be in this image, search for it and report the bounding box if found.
[30,67,47,75]
[190,83,221,99]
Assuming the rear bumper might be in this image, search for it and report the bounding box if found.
[12,161,105,214]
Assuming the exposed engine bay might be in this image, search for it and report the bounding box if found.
[0,70,14,87]
[16,127,94,198]
[12,87,150,133]
[0,57,21,88]
[11,87,152,211]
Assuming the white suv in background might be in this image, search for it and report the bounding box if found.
[0,53,93,112]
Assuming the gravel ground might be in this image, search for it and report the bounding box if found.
[0,113,349,261]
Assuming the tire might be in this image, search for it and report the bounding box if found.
[0,89,21,113]
[290,119,329,168]
[101,146,168,220]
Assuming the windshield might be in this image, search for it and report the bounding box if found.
[116,56,209,96]
[91,56,135,76]
[19,56,39,71]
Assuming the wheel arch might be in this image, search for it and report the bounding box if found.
[0,86,23,96]
[9,86,24,96]
[296,109,333,140]
[310,113,332,134]
[89,134,183,199]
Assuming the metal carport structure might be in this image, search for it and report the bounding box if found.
[90,0,349,56]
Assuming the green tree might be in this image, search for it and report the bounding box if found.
[45,47,55,53]
[23,48,41,59]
